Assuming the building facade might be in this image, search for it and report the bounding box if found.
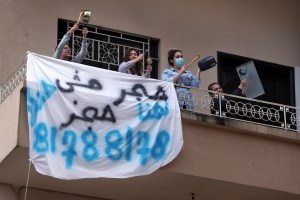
[0,0,300,199]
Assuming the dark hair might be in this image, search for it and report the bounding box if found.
[167,48,182,66]
[124,48,142,76]
[208,82,219,91]
[208,82,219,97]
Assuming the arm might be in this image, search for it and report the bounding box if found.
[53,23,79,59]
[223,79,246,103]
[232,79,247,97]
[72,27,89,63]
[171,65,187,83]
[119,61,135,73]
[53,34,70,59]
[162,69,174,82]
[119,53,144,73]
[142,64,152,78]
[232,88,244,96]
[71,39,88,63]
[190,68,201,88]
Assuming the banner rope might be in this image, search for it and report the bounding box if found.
[23,160,32,200]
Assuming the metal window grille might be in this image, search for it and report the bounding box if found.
[57,19,160,78]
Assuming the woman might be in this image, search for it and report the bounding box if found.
[119,48,152,78]
[162,48,201,111]
[53,23,89,63]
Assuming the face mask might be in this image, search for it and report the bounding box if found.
[175,58,184,68]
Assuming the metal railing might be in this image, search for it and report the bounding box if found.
[0,59,27,104]
[64,20,160,76]
[175,84,300,132]
[1,58,299,132]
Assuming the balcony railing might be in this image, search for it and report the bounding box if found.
[1,59,299,132]
[0,59,27,104]
[175,84,300,132]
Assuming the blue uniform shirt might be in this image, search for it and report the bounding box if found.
[162,67,200,110]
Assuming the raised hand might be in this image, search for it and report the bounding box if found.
[239,79,247,90]
[82,27,88,39]
[68,23,79,34]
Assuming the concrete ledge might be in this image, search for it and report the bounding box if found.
[181,110,300,144]
[0,183,18,200]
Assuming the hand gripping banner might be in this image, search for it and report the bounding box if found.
[26,53,183,179]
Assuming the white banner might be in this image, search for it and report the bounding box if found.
[26,53,183,179]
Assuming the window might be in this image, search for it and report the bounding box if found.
[217,51,295,106]
[57,19,160,79]
[216,52,297,130]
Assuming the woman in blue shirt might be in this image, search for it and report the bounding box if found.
[162,48,201,111]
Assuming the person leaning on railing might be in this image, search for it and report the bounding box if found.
[162,48,201,111]
[118,48,152,78]
[53,23,89,63]
[208,80,247,115]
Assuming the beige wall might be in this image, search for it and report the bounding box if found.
[0,0,299,88]
[166,118,300,195]
[0,183,108,200]
[0,183,18,200]
[0,83,23,162]
[19,187,107,200]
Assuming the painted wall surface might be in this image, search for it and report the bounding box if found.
[0,184,108,200]
[0,83,22,163]
[0,183,18,200]
[165,118,300,195]
[0,0,299,90]
[19,187,107,200]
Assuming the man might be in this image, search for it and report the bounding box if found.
[53,23,89,63]
[208,80,246,115]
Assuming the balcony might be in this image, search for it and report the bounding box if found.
[0,61,300,200]
[177,84,300,132]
